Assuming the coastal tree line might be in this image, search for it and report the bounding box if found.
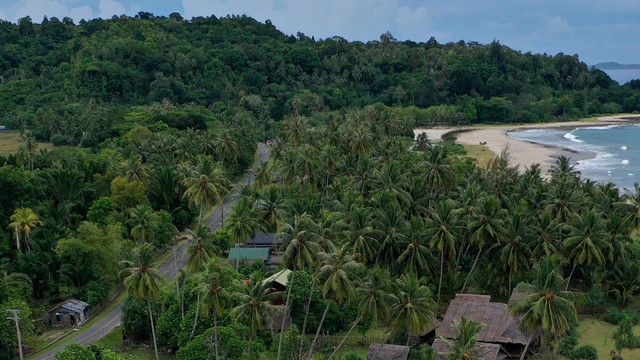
[0,12,639,360]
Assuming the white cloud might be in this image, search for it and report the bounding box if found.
[98,0,126,18]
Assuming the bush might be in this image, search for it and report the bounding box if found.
[51,134,72,146]
[569,345,598,360]
[342,352,364,360]
[558,334,579,357]
[605,307,640,325]
[177,326,247,360]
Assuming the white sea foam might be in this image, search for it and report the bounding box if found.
[563,132,583,143]
[621,145,628,150]
[584,125,620,130]
[629,173,635,176]
[622,159,630,165]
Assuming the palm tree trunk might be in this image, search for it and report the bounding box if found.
[307,302,331,357]
[298,277,318,359]
[438,249,445,304]
[190,292,200,340]
[214,316,220,360]
[508,267,513,296]
[329,315,361,359]
[461,245,483,293]
[148,300,160,360]
[455,237,467,270]
[371,331,393,359]
[15,232,20,252]
[566,262,578,291]
[519,334,534,360]
[277,271,295,360]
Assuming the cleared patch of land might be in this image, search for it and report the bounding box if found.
[578,316,640,358]
[463,144,496,169]
[0,131,54,155]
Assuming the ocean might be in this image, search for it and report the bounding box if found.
[601,69,640,84]
[508,125,640,191]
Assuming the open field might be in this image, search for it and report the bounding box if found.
[462,144,496,168]
[95,327,175,360]
[578,316,640,358]
[0,131,54,155]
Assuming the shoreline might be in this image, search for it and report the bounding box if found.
[414,115,640,175]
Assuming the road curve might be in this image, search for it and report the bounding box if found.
[29,143,270,360]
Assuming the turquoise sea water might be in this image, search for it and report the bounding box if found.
[508,125,640,191]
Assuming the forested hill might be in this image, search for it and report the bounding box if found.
[1,12,640,142]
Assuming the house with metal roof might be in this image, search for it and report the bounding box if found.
[227,247,271,266]
[246,233,280,248]
[46,299,89,328]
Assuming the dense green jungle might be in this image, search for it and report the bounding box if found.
[1,12,640,360]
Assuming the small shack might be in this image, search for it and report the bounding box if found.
[263,269,292,305]
[367,344,411,360]
[246,233,279,248]
[0,125,6,131]
[436,294,534,359]
[47,299,89,328]
[228,247,271,266]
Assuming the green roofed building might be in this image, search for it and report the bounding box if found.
[227,247,271,265]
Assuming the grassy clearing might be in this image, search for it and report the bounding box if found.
[95,327,175,360]
[0,131,53,155]
[577,316,640,358]
[462,144,496,168]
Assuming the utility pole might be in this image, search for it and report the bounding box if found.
[6,309,24,360]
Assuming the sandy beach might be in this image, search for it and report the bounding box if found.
[414,115,640,175]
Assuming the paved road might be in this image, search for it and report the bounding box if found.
[30,143,270,360]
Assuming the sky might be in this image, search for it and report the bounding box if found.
[0,0,638,65]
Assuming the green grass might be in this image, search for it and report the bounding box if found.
[462,144,496,168]
[95,327,175,360]
[0,131,53,155]
[577,316,640,358]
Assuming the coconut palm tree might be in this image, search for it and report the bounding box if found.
[128,205,157,243]
[253,161,272,188]
[342,206,379,264]
[424,145,456,197]
[499,211,532,294]
[7,208,42,252]
[462,196,507,292]
[230,272,276,350]
[530,210,562,259]
[19,129,37,171]
[307,249,363,357]
[183,225,219,273]
[214,128,239,167]
[396,217,432,277]
[276,212,320,360]
[191,260,237,358]
[255,186,283,232]
[563,209,610,289]
[441,316,485,360]
[226,197,264,245]
[330,268,396,359]
[391,274,436,345]
[372,201,407,269]
[508,256,580,359]
[182,156,229,223]
[426,199,461,304]
[120,243,165,360]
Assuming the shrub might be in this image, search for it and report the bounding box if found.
[569,345,598,360]
[342,352,364,360]
[605,307,640,325]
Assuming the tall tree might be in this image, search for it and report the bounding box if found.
[508,257,580,359]
[120,243,165,360]
[426,199,461,304]
[7,208,41,252]
[182,156,229,223]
